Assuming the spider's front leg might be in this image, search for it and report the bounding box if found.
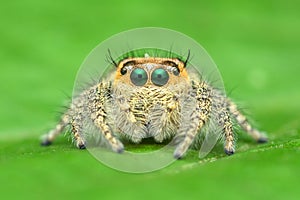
[91,114,124,153]
[173,84,212,159]
[70,115,86,149]
[89,83,124,153]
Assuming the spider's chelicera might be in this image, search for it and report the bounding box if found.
[41,52,267,159]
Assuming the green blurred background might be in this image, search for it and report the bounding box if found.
[1,0,300,199]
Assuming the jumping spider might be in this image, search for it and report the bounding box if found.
[41,52,267,159]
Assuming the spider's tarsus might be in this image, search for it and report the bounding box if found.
[173,152,183,160]
[78,144,86,149]
[173,147,185,159]
[224,149,235,156]
[257,137,268,143]
[113,146,124,154]
[41,139,52,146]
[116,147,124,153]
[112,142,124,153]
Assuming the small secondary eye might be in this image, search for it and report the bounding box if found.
[120,67,127,75]
[151,68,169,86]
[172,67,180,76]
[130,68,148,86]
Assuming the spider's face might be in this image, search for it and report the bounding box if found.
[113,56,189,88]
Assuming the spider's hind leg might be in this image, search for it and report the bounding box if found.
[41,114,70,146]
[41,111,87,149]
[227,98,268,143]
[215,108,235,155]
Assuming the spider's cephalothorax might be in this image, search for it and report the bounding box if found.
[41,54,267,158]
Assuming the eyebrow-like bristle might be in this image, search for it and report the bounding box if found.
[107,49,118,67]
[119,57,183,65]
[123,60,137,66]
[184,49,191,67]
[162,61,178,67]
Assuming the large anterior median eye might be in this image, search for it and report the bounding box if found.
[151,68,169,86]
[130,68,148,86]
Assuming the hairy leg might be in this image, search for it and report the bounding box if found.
[211,93,236,155]
[89,83,124,153]
[70,117,86,149]
[173,82,212,159]
[92,116,124,153]
[41,114,70,146]
[227,99,268,143]
[215,107,235,155]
